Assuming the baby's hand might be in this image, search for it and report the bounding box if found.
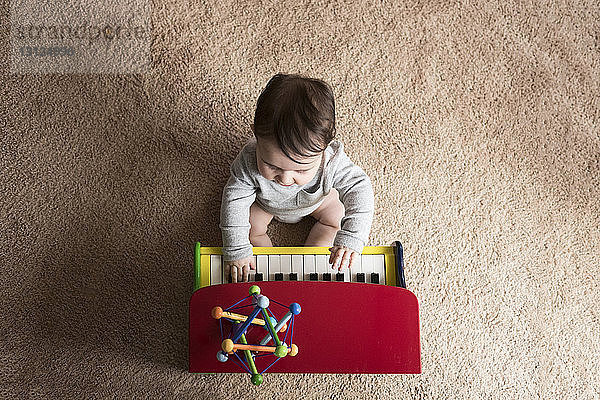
[225,256,255,283]
[328,246,358,271]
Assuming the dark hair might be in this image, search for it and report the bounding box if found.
[253,73,336,162]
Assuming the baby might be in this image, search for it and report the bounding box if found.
[220,73,375,282]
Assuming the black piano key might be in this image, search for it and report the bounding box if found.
[289,272,298,281]
[275,273,283,281]
[336,273,344,282]
[371,272,380,284]
[322,273,331,281]
[227,275,232,283]
[309,272,318,281]
[357,273,365,283]
[254,273,263,281]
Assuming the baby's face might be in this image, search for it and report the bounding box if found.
[255,137,322,187]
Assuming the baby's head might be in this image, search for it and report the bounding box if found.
[252,73,336,187]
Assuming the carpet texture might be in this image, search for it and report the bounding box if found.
[1,0,599,398]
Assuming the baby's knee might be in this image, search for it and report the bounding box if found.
[249,218,269,237]
[249,203,272,237]
[319,198,344,229]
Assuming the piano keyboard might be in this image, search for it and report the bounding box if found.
[208,253,386,285]
[195,245,405,289]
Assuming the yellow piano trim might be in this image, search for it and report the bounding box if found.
[194,243,403,290]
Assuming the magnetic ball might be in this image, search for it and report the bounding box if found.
[221,339,234,353]
[289,344,299,357]
[249,285,260,295]
[256,295,270,309]
[211,306,223,319]
[274,345,287,358]
[251,374,263,386]
[289,303,301,315]
[216,350,228,362]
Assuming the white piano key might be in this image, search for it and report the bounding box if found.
[249,255,257,281]
[292,255,304,281]
[316,255,329,280]
[344,261,351,282]
[281,255,292,280]
[352,254,363,282]
[257,255,269,281]
[373,254,386,284]
[222,256,226,283]
[211,255,222,285]
[362,254,373,283]
[269,255,281,281]
[304,254,315,281]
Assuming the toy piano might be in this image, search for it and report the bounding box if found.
[189,241,421,383]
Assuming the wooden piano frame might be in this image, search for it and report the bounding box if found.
[189,241,421,375]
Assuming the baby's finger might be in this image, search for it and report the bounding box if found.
[330,254,337,269]
[225,264,231,283]
[231,266,238,283]
[339,251,351,271]
[237,264,243,282]
[242,265,250,282]
[348,252,358,269]
[332,252,343,270]
[328,247,335,265]
[250,258,256,270]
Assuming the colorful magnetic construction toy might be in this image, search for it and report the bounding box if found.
[211,285,301,385]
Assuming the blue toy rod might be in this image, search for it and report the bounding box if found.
[231,305,263,343]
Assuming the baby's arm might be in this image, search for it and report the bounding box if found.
[330,149,375,267]
[220,151,257,281]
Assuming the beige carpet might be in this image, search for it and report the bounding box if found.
[1,0,599,398]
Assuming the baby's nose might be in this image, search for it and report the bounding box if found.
[278,178,294,185]
[277,172,294,185]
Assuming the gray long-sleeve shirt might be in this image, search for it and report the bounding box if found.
[219,137,374,262]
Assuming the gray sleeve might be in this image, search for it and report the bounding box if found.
[219,151,257,262]
[331,151,375,254]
